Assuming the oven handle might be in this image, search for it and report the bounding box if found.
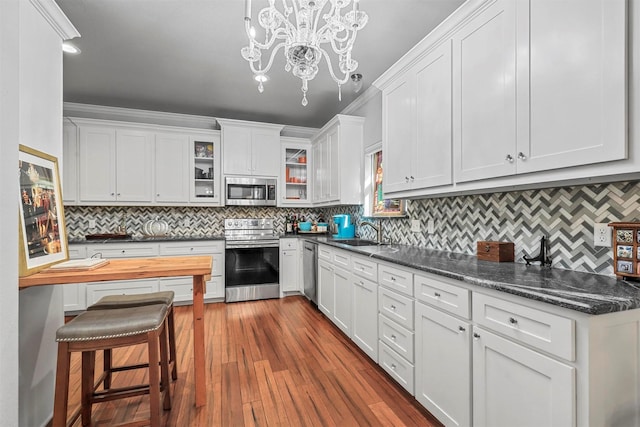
[225,241,280,249]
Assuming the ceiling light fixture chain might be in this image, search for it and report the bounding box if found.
[241,0,368,106]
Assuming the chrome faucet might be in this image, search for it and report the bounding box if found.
[361,220,383,244]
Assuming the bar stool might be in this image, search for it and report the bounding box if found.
[87,291,178,383]
[53,304,171,427]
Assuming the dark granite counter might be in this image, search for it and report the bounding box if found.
[305,236,640,315]
[69,235,225,244]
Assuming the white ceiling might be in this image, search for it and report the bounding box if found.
[57,0,465,129]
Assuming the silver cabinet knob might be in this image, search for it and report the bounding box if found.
[434,292,441,297]
[391,363,397,370]
[405,176,410,183]
[390,276,396,281]
[111,192,115,196]
[509,317,518,324]
[505,154,514,163]
[157,193,160,197]
[473,332,481,339]
[518,152,527,160]
[410,176,415,181]
[391,334,397,340]
[390,305,397,310]
[458,326,466,332]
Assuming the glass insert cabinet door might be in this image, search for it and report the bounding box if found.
[372,150,405,217]
[281,142,310,205]
[191,136,221,205]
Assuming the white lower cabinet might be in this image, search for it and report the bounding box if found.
[333,266,352,336]
[63,245,88,312]
[352,276,378,362]
[379,341,414,394]
[472,326,575,427]
[86,279,159,306]
[318,258,335,318]
[415,302,471,427]
[279,238,300,293]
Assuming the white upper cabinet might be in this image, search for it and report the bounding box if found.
[218,118,283,177]
[154,133,190,203]
[375,0,628,195]
[78,125,153,203]
[453,0,517,183]
[514,0,627,174]
[62,121,79,203]
[280,137,312,206]
[311,114,365,205]
[383,40,453,195]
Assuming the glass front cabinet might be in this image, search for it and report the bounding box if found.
[280,137,312,206]
[191,134,222,205]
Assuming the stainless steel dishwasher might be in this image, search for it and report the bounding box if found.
[303,241,317,305]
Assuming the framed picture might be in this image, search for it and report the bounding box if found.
[18,145,68,276]
[372,150,406,217]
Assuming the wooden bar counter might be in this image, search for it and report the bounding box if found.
[19,255,213,408]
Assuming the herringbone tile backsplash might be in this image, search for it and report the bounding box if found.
[65,180,640,276]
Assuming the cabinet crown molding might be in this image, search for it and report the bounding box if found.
[216,117,285,133]
[30,0,80,40]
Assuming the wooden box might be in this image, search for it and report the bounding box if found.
[477,241,515,262]
[609,222,640,280]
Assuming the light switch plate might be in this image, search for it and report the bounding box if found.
[594,223,612,247]
[427,219,435,234]
[411,219,421,233]
[89,219,96,228]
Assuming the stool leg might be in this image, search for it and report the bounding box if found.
[168,306,177,381]
[81,351,96,426]
[103,348,112,389]
[148,330,162,426]
[53,342,71,427]
[159,323,171,411]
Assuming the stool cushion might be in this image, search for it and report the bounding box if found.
[87,291,174,310]
[57,304,168,342]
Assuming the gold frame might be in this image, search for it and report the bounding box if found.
[372,150,406,218]
[18,145,68,276]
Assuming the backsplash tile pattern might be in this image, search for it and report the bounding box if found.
[65,180,640,276]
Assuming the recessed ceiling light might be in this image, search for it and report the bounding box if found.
[62,42,81,55]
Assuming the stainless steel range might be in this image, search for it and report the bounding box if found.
[224,218,279,302]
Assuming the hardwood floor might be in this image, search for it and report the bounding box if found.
[63,296,442,426]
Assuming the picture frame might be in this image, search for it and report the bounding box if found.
[18,145,68,276]
[371,150,406,217]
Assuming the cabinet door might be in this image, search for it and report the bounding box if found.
[352,276,378,362]
[155,133,189,203]
[515,0,627,173]
[318,259,334,318]
[280,249,299,292]
[79,126,116,202]
[62,121,78,203]
[453,0,517,182]
[414,40,453,189]
[382,73,414,193]
[251,129,280,177]
[115,129,153,202]
[326,126,340,202]
[222,125,252,175]
[333,267,352,336]
[473,327,575,427]
[415,303,471,427]
[63,245,87,312]
[312,142,323,203]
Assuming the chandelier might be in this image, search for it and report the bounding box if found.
[241,0,369,106]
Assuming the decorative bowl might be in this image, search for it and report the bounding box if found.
[298,221,312,231]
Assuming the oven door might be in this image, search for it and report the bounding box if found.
[225,243,280,302]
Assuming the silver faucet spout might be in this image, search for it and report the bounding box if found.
[361,220,383,244]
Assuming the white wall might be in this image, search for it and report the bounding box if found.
[0,0,21,425]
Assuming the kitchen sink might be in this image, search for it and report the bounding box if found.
[334,239,384,246]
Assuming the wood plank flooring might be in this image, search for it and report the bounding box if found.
[63,296,442,426]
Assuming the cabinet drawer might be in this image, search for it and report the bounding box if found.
[333,249,351,269]
[379,287,414,330]
[87,243,159,259]
[415,273,470,319]
[86,279,159,306]
[379,341,414,395]
[473,293,575,361]
[159,241,224,256]
[379,315,414,363]
[352,255,378,281]
[318,245,332,261]
[159,277,194,303]
[68,245,87,259]
[280,239,298,250]
[379,264,413,297]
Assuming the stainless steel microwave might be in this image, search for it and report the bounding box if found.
[225,177,277,206]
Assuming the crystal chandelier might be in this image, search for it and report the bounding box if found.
[241,0,369,106]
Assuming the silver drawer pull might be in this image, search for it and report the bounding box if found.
[390,276,396,281]
[390,305,397,310]
[473,332,481,340]
[121,250,125,253]
[391,363,397,370]
[434,292,441,297]
[505,154,514,163]
[509,317,518,325]
[518,152,527,160]
[391,334,397,340]
[458,326,466,333]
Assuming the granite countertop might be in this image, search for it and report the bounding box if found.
[68,235,225,244]
[307,236,640,315]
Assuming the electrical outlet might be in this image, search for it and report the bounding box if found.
[182,218,190,227]
[427,219,435,234]
[89,219,96,228]
[411,219,421,233]
[594,223,612,247]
